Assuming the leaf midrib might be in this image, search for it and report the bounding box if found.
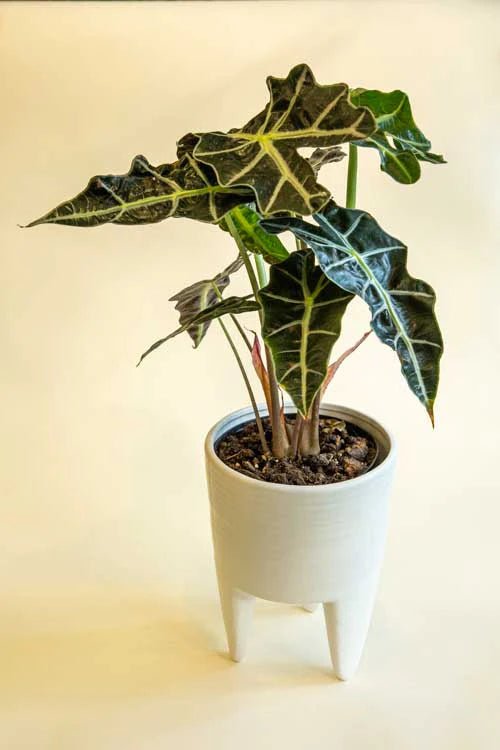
[331,226,429,406]
[35,184,241,224]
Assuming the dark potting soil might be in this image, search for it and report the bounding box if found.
[216,416,378,486]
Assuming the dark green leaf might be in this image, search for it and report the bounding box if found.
[350,88,445,184]
[261,202,443,422]
[138,296,261,365]
[169,256,243,348]
[191,63,375,216]
[223,205,289,264]
[26,152,253,228]
[259,250,353,416]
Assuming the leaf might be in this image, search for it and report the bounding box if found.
[261,202,443,423]
[169,256,243,348]
[26,151,253,228]
[223,205,289,264]
[137,296,260,365]
[308,146,346,174]
[320,330,371,397]
[258,249,353,416]
[350,88,445,184]
[251,334,272,414]
[191,63,375,216]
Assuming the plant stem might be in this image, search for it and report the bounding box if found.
[255,256,289,457]
[225,214,289,458]
[346,143,358,209]
[216,316,269,454]
[308,392,321,455]
[302,145,360,455]
[229,315,252,352]
[211,280,252,352]
[264,343,289,457]
[292,212,307,251]
[255,253,267,288]
[290,413,304,457]
[211,281,268,452]
[225,215,261,308]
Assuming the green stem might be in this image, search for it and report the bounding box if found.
[292,212,307,251]
[255,253,267,288]
[225,214,261,306]
[229,315,252,352]
[225,214,289,458]
[216,316,269,454]
[346,143,358,209]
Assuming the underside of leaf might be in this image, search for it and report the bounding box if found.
[169,256,243,348]
[138,296,260,365]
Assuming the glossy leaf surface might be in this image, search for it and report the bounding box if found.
[261,202,443,421]
[192,63,375,216]
[27,153,252,228]
[350,88,445,184]
[169,257,243,348]
[138,296,260,365]
[259,250,353,416]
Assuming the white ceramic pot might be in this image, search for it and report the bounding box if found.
[205,403,396,680]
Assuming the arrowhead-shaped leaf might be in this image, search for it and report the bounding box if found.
[258,249,353,416]
[138,296,260,365]
[350,89,445,184]
[169,257,243,348]
[191,63,375,216]
[261,202,443,422]
[26,152,253,228]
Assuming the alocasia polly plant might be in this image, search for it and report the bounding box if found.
[26,63,444,461]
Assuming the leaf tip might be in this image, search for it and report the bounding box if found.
[427,405,435,429]
[20,218,42,229]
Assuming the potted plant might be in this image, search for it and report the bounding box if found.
[25,64,444,680]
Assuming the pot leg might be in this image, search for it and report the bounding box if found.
[302,603,319,613]
[323,585,377,680]
[217,580,255,662]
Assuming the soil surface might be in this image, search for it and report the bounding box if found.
[216,416,377,486]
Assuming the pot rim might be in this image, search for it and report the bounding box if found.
[205,402,396,493]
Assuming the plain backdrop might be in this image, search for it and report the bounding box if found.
[1,1,499,748]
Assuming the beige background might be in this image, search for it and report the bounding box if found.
[1,1,499,747]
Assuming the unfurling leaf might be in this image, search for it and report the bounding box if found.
[259,250,353,416]
[320,331,371,397]
[138,296,260,365]
[261,202,443,422]
[350,88,445,184]
[26,152,253,228]
[251,334,272,414]
[169,257,243,348]
[222,206,289,264]
[191,63,375,216]
[308,146,346,175]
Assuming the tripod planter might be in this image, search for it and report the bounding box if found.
[205,403,396,681]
